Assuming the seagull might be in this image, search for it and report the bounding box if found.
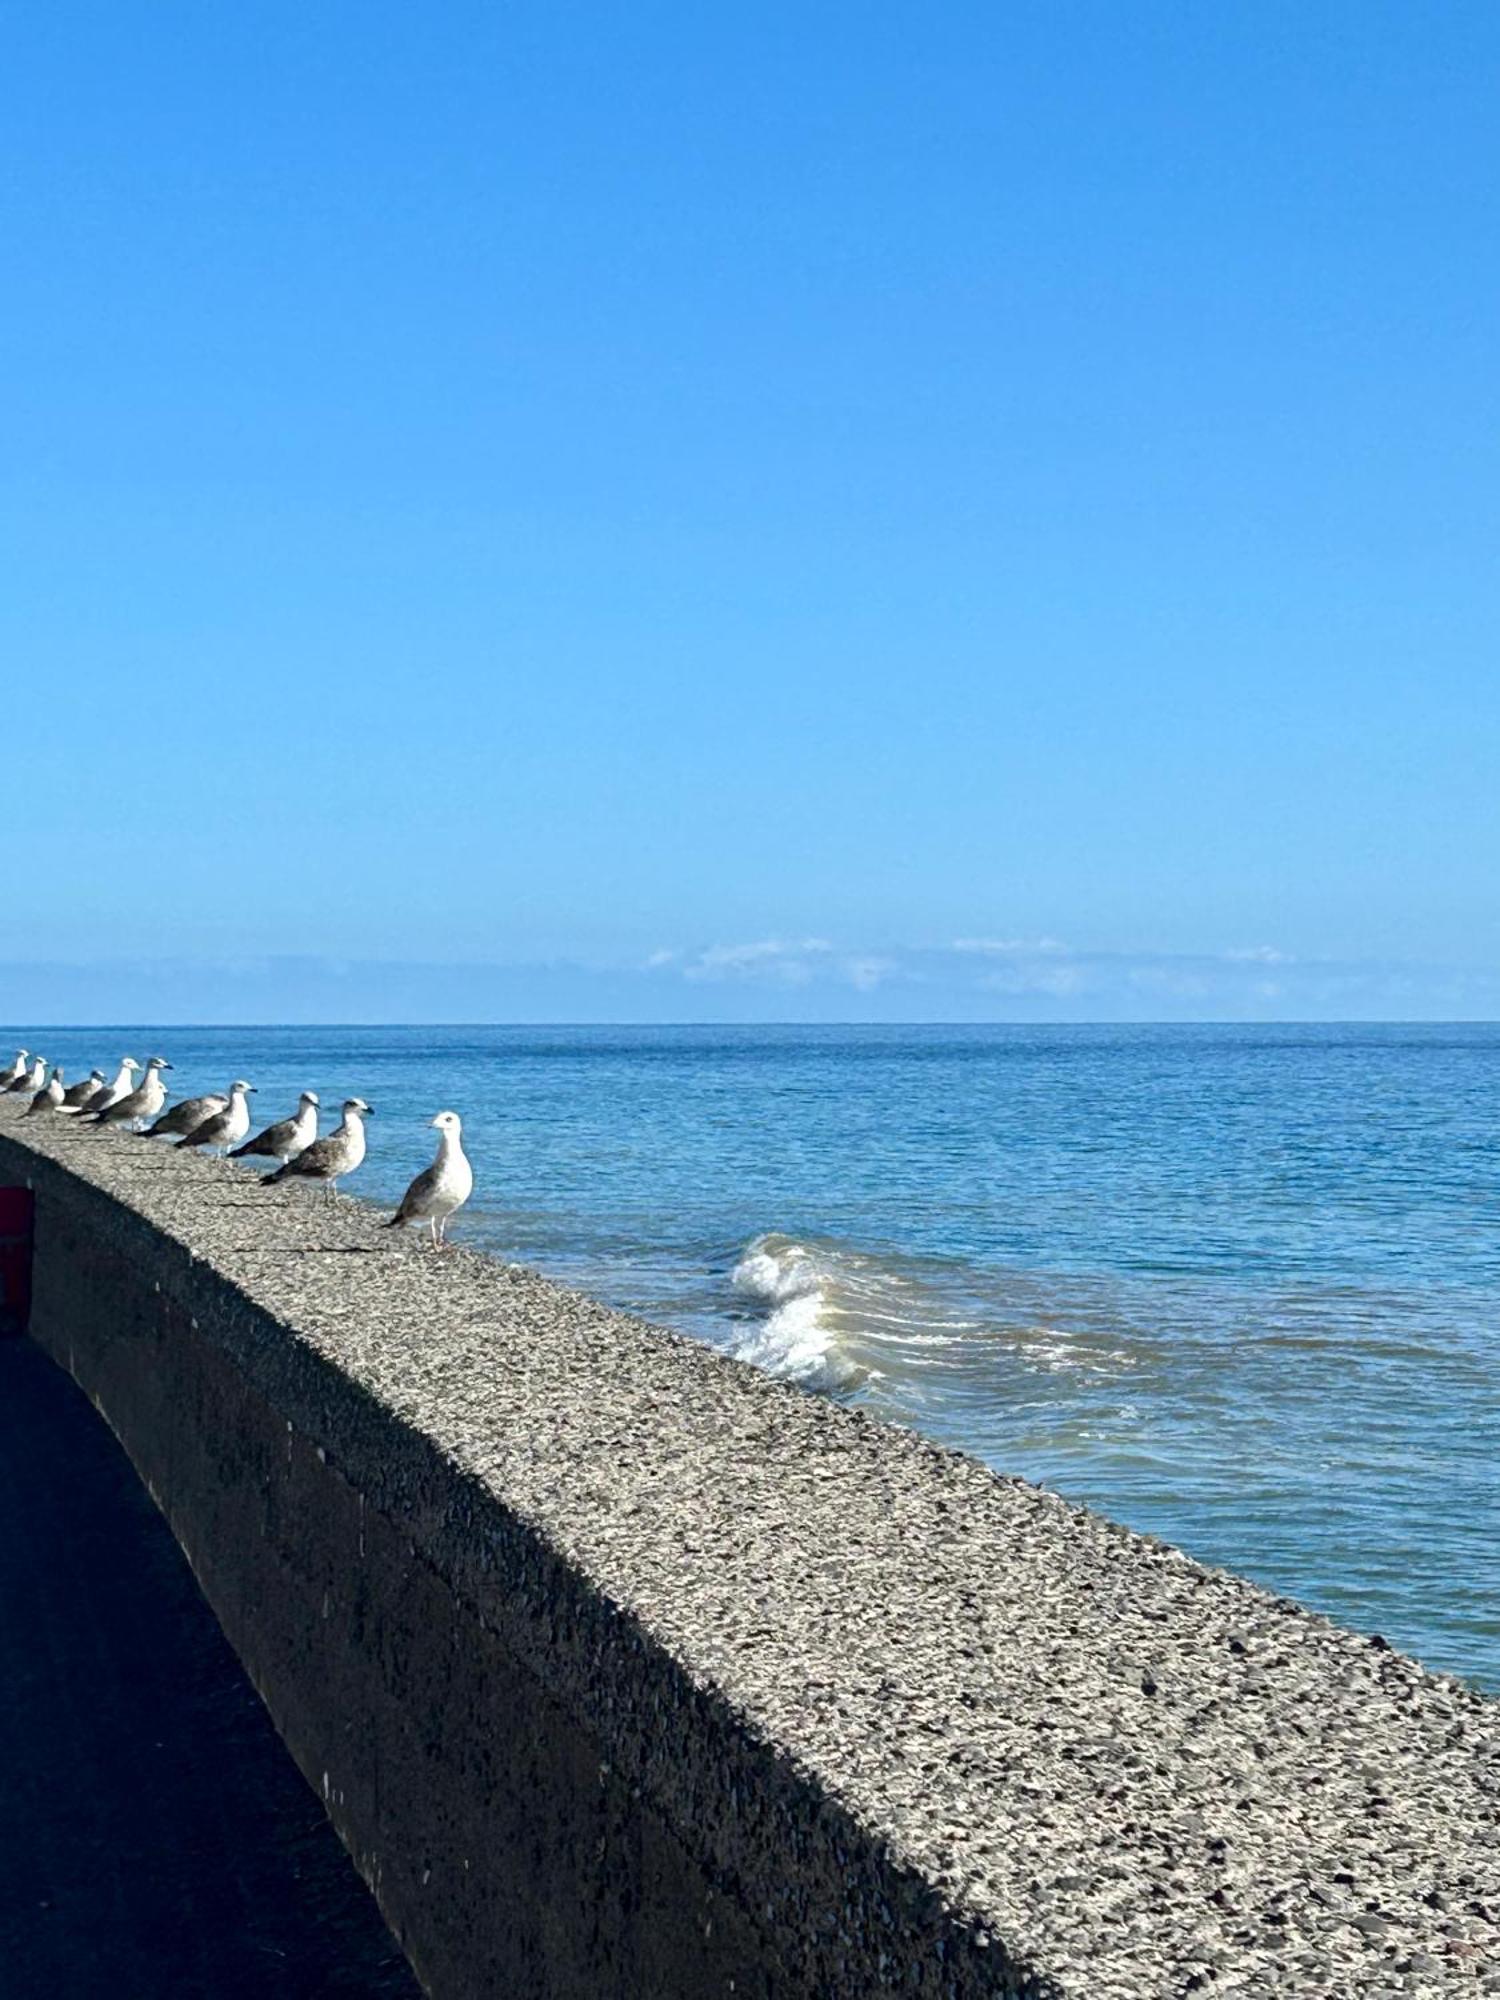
[4,1054,43,1096]
[177,1080,256,1155]
[0,1050,28,1089]
[264,1096,371,1197]
[86,1057,142,1119]
[143,1088,230,1141]
[61,1069,107,1111]
[230,1091,319,1169]
[24,1066,65,1117]
[384,1111,473,1251]
[91,1056,172,1131]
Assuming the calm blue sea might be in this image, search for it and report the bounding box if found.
[22,1023,1499,1690]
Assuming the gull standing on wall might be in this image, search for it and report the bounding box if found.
[230,1091,320,1169]
[178,1080,256,1155]
[92,1056,172,1131]
[87,1058,141,1119]
[264,1097,372,1198]
[143,1087,229,1141]
[384,1111,473,1251]
[0,1051,28,1089]
[6,1054,45,1096]
[25,1066,65,1116]
[62,1069,107,1111]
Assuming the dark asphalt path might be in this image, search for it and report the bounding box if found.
[0,1338,419,1999]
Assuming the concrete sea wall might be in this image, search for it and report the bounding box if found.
[0,1099,1494,1997]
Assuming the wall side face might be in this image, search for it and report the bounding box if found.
[3,1105,1495,2000]
[18,1163,793,2000]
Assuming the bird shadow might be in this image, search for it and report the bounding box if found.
[225,1245,392,1257]
[183,1199,285,1210]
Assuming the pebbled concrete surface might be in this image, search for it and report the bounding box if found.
[1,1096,1496,1998]
[0,1336,418,1999]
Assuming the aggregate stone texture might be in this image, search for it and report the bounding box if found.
[1,1099,1495,1999]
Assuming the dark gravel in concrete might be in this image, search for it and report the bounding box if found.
[2,1098,1496,1997]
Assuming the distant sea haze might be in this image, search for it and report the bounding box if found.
[23,1022,1499,1691]
[8,943,1500,1023]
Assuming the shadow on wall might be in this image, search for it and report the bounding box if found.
[0,1338,417,2000]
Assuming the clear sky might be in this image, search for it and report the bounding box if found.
[4,4,1498,1021]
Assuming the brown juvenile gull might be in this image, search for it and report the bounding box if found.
[4,1054,43,1096]
[264,1096,371,1198]
[61,1069,107,1111]
[25,1066,65,1117]
[230,1091,319,1169]
[143,1088,229,1140]
[177,1080,256,1155]
[90,1056,172,1130]
[383,1110,473,1251]
[0,1050,28,1089]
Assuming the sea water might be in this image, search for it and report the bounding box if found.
[26,1022,1498,1689]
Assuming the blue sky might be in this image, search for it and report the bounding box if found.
[4,4,1497,1021]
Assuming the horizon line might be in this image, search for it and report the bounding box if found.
[7,1018,1500,1032]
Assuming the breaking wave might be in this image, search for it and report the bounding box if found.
[725,1231,1149,1408]
[728,1234,849,1384]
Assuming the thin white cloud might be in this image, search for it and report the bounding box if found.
[951,936,1069,956]
[980,962,1085,998]
[685,938,834,983]
[844,954,896,991]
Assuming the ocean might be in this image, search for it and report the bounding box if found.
[21,1022,1498,1691]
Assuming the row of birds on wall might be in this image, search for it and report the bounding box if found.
[1,1049,473,1250]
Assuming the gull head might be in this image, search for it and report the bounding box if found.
[146,1056,172,1071]
[88,1069,105,1082]
[122,1057,141,1073]
[430,1110,462,1136]
[344,1097,373,1116]
[300,1091,320,1108]
[229,1079,256,1096]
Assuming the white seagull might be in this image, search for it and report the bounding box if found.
[61,1069,107,1111]
[87,1058,141,1119]
[143,1088,230,1141]
[384,1111,473,1251]
[264,1096,372,1197]
[178,1080,256,1155]
[25,1066,65,1116]
[0,1050,28,1089]
[92,1056,172,1130]
[230,1091,320,1168]
[5,1054,45,1097]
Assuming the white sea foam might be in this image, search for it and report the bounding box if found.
[729,1234,845,1382]
[727,1232,983,1389]
[727,1234,1143,1402]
